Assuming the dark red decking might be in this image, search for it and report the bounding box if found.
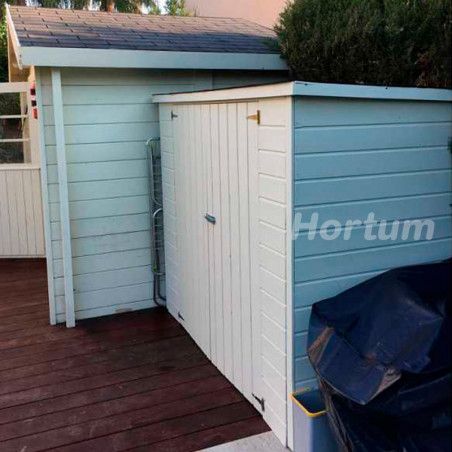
[0,259,269,452]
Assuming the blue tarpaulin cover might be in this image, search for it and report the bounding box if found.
[308,259,451,451]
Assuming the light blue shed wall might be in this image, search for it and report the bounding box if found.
[292,96,452,390]
[39,67,285,323]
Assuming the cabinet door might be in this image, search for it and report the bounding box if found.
[173,104,210,355]
[207,102,262,411]
[172,101,262,413]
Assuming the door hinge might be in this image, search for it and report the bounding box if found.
[171,110,178,120]
[247,110,261,125]
[252,393,265,412]
[177,311,185,321]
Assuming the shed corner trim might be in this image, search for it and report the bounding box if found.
[293,81,452,102]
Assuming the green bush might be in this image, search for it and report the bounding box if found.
[275,0,451,88]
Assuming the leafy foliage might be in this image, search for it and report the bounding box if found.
[275,0,452,88]
[165,0,189,16]
[31,0,160,13]
[0,16,7,82]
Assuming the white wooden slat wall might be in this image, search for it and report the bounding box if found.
[0,166,45,257]
[255,98,292,445]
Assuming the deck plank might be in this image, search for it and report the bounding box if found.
[0,259,269,451]
[132,417,271,452]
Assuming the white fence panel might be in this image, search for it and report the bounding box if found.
[0,165,44,257]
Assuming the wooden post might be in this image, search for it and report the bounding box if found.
[51,68,75,328]
[36,69,57,325]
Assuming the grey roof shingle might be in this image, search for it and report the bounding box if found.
[9,6,279,54]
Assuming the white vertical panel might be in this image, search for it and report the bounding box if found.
[184,104,194,334]
[172,104,210,352]
[15,171,28,255]
[169,104,182,320]
[247,101,263,411]
[188,104,200,345]
[22,170,36,255]
[210,103,224,370]
[0,171,10,255]
[203,103,216,364]
[7,171,19,256]
[218,103,233,381]
[193,104,210,353]
[237,102,253,400]
[177,104,188,325]
[228,103,243,390]
[199,104,211,355]
[31,169,45,255]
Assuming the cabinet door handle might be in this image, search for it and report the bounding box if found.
[204,213,216,224]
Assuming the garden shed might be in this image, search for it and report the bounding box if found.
[154,81,452,447]
[6,6,287,327]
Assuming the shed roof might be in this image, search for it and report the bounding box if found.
[154,81,452,103]
[7,6,286,71]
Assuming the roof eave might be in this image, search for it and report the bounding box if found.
[19,46,288,71]
[6,5,23,71]
[154,81,452,103]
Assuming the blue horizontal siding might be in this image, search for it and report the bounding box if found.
[48,178,149,203]
[295,192,451,227]
[294,98,452,127]
[294,122,451,154]
[295,216,452,258]
[50,213,150,240]
[295,237,451,283]
[46,142,148,165]
[294,170,451,206]
[53,248,152,279]
[50,195,150,222]
[292,96,452,387]
[44,122,159,146]
[47,160,149,184]
[295,147,450,180]
[41,83,194,106]
[43,103,156,126]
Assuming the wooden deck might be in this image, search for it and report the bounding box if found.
[0,259,269,452]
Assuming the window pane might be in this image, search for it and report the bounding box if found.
[0,93,27,164]
[0,118,24,140]
[0,142,24,163]
[0,93,21,116]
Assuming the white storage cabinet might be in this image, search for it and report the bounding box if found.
[155,81,452,447]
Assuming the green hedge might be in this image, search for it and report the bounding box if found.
[275,0,451,88]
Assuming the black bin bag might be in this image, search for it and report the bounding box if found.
[307,259,451,452]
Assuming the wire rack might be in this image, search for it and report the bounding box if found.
[146,138,166,302]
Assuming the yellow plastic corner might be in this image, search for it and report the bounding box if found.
[291,388,326,418]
